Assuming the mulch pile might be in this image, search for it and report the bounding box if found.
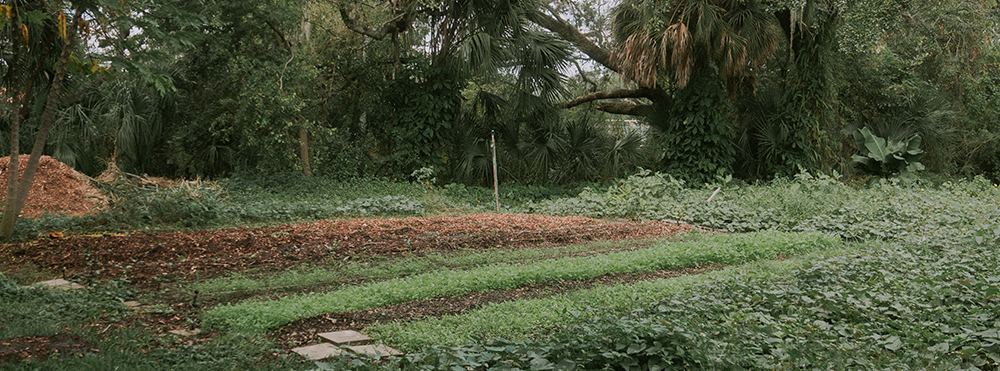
[0,155,107,218]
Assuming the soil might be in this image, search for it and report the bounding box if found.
[0,160,706,364]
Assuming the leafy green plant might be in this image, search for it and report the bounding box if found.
[850,127,926,177]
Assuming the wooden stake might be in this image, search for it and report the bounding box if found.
[491,130,499,212]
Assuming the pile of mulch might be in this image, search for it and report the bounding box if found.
[0,155,107,218]
[0,333,99,365]
[0,214,693,286]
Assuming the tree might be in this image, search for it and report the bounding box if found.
[334,0,573,178]
[542,0,780,182]
[2,2,86,238]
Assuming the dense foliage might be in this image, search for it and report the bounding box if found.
[0,0,993,190]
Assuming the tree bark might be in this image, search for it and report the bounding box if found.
[557,87,665,108]
[594,102,656,117]
[299,126,312,176]
[1,47,24,239]
[0,8,84,240]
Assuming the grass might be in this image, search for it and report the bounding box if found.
[0,277,133,339]
[202,231,840,332]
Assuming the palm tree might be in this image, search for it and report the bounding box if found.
[337,0,572,177]
[607,0,780,183]
[612,0,779,95]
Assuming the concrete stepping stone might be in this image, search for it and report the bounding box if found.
[348,344,403,358]
[29,278,85,290]
[292,343,344,360]
[318,330,371,345]
[123,301,147,310]
[168,328,201,336]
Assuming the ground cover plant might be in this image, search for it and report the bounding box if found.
[528,170,1000,246]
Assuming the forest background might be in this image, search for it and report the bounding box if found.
[2,0,999,188]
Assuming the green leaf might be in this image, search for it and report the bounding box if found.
[858,127,889,162]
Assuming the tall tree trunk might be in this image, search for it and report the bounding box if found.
[1,47,24,239]
[0,9,83,240]
[299,126,312,176]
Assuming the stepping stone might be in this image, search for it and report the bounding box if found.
[348,344,403,358]
[123,301,145,310]
[318,330,371,345]
[168,328,201,336]
[292,343,344,360]
[31,279,86,290]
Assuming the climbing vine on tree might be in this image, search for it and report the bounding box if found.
[657,72,734,184]
[380,64,464,174]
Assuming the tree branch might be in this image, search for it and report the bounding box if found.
[556,87,663,108]
[594,102,655,117]
[573,60,598,92]
[527,10,617,73]
[337,3,407,41]
[265,20,292,51]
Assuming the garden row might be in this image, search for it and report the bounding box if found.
[203,231,841,333]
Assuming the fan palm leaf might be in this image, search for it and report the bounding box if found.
[612,0,778,92]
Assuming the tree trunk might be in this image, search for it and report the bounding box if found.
[1,47,24,239]
[0,9,83,240]
[299,126,312,176]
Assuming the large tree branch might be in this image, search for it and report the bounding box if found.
[594,102,655,117]
[557,87,666,108]
[527,9,617,73]
[337,3,409,41]
[266,20,292,51]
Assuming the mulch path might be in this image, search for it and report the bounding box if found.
[0,214,693,288]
